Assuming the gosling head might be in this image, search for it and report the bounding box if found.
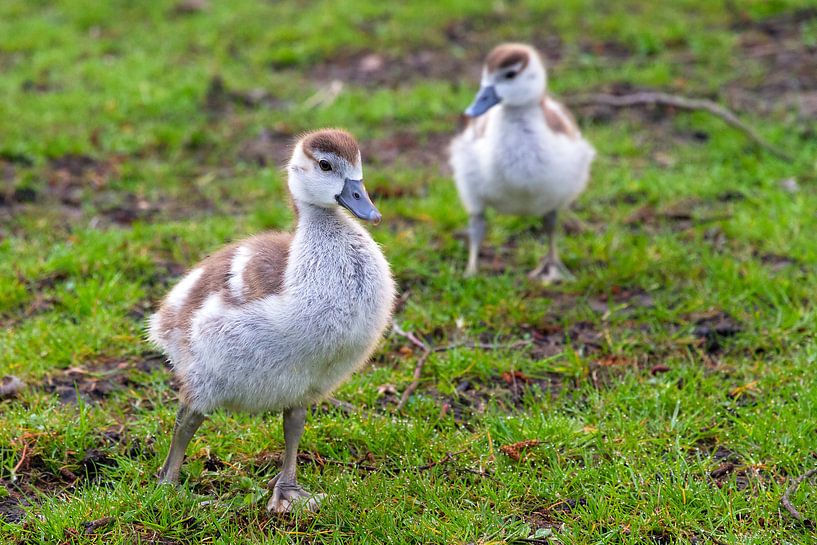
[465,43,546,117]
[288,128,381,225]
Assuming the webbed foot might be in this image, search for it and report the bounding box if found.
[528,259,575,284]
[266,474,325,514]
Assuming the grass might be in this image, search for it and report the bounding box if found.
[2,0,817,543]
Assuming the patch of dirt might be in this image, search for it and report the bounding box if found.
[727,8,817,120]
[521,496,586,532]
[297,49,480,89]
[625,198,715,232]
[691,311,742,354]
[0,186,38,207]
[41,352,168,404]
[691,444,776,494]
[580,39,634,60]
[0,495,29,524]
[588,355,640,388]
[647,529,674,544]
[47,154,197,227]
[0,452,75,527]
[756,252,801,272]
[1,152,223,230]
[585,286,656,316]
[289,24,630,91]
[237,126,296,167]
[706,447,755,491]
[5,429,155,527]
[172,0,208,16]
[48,154,119,204]
[366,130,452,171]
[520,321,604,360]
[71,522,180,544]
[75,448,118,481]
[467,242,517,275]
[437,370,562,421]
[203,75,286,118]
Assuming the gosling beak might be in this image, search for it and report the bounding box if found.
[464,84,500,117]
[336,178,382,225]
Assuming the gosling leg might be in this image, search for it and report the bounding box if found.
[267,407,324,513]
[157,404,205,484]
[465,212,486,277]
[528,209,574,283]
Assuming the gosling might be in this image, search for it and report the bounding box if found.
[450,43,595,282]
[148,128,396,513]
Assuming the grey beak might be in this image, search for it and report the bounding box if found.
[336,178,382,225]
[465,84,501,117]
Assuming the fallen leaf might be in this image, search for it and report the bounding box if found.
[501,370,531,384]
[500,439,542,462]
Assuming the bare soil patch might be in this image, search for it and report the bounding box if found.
[41,352,168,405]
[727,8,817,120]
[438,370,563,422]
[1,152,222,231]
[237,126,296,167]
[296,49,479,89]
[690,311,742,355]
[203,75,286,118]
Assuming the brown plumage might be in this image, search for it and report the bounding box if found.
[542,96,578,139]
[241,233,293,301]
[151,233,293,356]
[300,128,360,166]
[153,244,237,347]
[485,43,530,73]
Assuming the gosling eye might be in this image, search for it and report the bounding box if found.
[318,160,332,171]
[504,70,517,80]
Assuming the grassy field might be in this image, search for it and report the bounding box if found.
[2,1,817,543]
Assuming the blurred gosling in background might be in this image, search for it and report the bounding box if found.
[450,43,595,282]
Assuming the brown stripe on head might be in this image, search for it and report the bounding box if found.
[485,43,531,73]
[300,128,360,166]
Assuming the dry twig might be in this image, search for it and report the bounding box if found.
[395,350,432,411]
[781,467,817,524]
[567,91,792,161]
[12,442,29,474]
[325,397,357,415]
[392,324,531,410]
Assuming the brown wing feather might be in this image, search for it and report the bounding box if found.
[154,232,292,342]
[242,232,293,301]
[541,96,579,139]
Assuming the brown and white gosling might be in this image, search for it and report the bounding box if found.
[450,43,595,282]
[148,129,396,513]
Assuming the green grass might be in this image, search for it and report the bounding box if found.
[2,0,817,543]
